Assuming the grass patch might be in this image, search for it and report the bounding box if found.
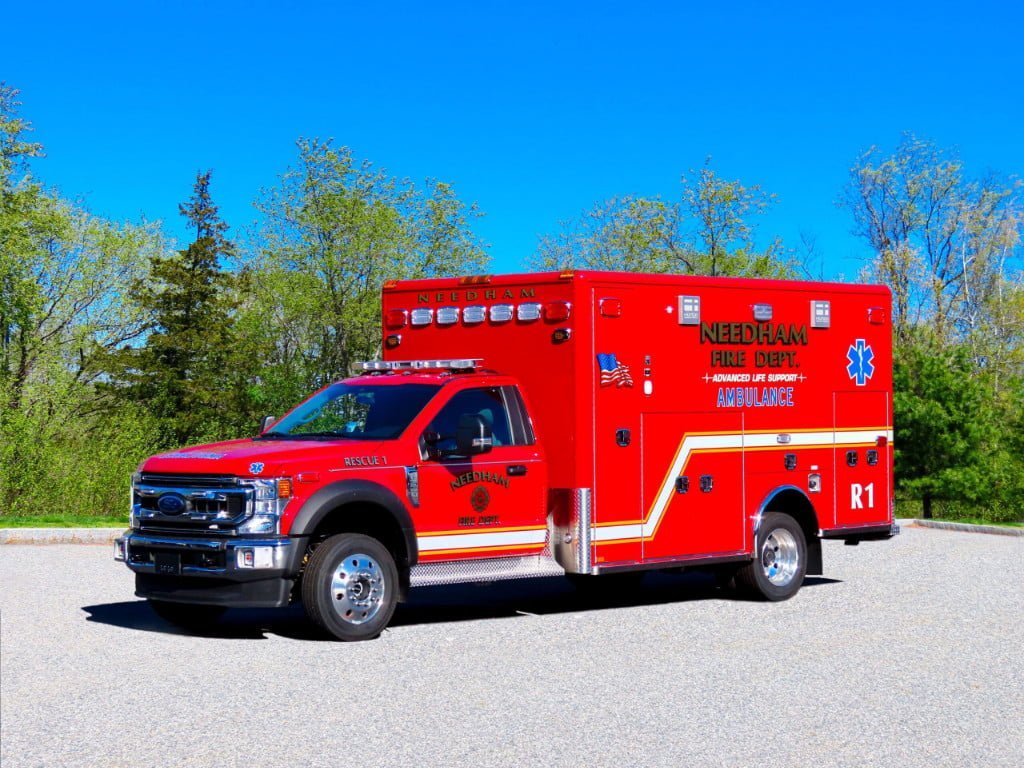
[930,517,1024,528]
[0,514,125,528]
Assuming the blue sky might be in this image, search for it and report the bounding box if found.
[3,0,1022,277]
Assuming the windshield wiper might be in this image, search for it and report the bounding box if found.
[253,431,290,440]
[288,431,361,440]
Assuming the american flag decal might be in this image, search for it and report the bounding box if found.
[597,353,633,387]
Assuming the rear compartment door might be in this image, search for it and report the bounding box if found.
[834,391,891,527]
[591,287,643,565]
[641,412,746,559]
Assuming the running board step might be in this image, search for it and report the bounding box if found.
[410,554,566,588]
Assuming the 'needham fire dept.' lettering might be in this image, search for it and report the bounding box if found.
[450,470,510,491]
[701,321,809,370]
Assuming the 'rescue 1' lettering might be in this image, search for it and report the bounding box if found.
[343,456,387,467]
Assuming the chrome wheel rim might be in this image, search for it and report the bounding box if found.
[330,553,386,625]
[760,528,799,586]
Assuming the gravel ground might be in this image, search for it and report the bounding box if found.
[1,527,1021,768]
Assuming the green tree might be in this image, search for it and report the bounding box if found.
[843,134,1022,353]
[0,83,164,518]
[242,139,489,413]
[110,171,242,445]
[893,335,998,519]
[845,135,1023,522]
[532,160,792,278]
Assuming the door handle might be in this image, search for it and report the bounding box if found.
[508,465,528,476]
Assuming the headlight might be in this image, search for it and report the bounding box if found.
[130,472,143,529]
[238,477,291,534]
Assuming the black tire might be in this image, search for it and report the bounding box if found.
[301,533,399,641]
[735,512,807,601]
[149,600,227,629]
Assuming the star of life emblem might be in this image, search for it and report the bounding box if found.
[846,339,875,386]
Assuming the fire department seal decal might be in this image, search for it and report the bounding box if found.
[470,485,490,513]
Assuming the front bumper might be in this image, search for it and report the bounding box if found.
[115,531,307,608]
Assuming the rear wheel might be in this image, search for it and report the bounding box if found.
[735,512,807,601]
[301,533,399,641]
[149,600,227,629]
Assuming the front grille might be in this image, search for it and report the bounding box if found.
[135,474,251,533]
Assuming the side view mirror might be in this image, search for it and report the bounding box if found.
[259,415,276,433]
[455,414,493,456]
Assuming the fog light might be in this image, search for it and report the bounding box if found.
[113,540,126,561]
[237,546,275,569]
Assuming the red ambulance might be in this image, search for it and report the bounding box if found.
[115,271,898,641]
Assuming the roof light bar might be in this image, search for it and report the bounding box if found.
[517,303,542,321]
[356,359,483,372]
[490,304,513,322]
[463,305,486,323]
[437,306,460,325]
[410,308,433,326]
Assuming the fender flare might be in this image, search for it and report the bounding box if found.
[753,485,823,576]
[287,479,418,566]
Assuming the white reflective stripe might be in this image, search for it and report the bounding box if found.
[636,428,894,541]
[417,528,547,552]
[592,524,643,542]
[642,433,744,538]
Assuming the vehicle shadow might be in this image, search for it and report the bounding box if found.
[82,571,842,642]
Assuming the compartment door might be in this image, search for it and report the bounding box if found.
[834,391,891,527]
[591,288,643,565]
[641,412,746,560]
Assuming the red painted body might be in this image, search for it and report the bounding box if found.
[140,271,894,572]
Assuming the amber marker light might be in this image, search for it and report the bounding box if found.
[459,275,492,285]
[277,477,293,498]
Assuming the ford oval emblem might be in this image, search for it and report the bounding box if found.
[157,493,187,515]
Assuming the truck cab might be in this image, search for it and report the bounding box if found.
[116,360,553,640]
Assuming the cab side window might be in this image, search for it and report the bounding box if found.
[427,387,513,452]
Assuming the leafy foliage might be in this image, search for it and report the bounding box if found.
[0,83,1020,525]
[532,160,793,278]
[106,171,244,445]
[241,139,489,416]
[847,136,1024,519]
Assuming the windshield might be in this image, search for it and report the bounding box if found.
[259,382,440,440]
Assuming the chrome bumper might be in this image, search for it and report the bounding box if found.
[115,531,301,578]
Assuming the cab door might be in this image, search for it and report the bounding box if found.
[415,385,547,561]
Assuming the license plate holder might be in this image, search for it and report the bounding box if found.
[154,551,182,576]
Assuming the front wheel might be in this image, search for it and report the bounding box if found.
[735,512,807,601]
[301,533,399,641]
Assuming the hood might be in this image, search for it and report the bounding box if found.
[142,437,389,478]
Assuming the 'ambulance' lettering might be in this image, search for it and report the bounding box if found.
[716,386,794,408]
